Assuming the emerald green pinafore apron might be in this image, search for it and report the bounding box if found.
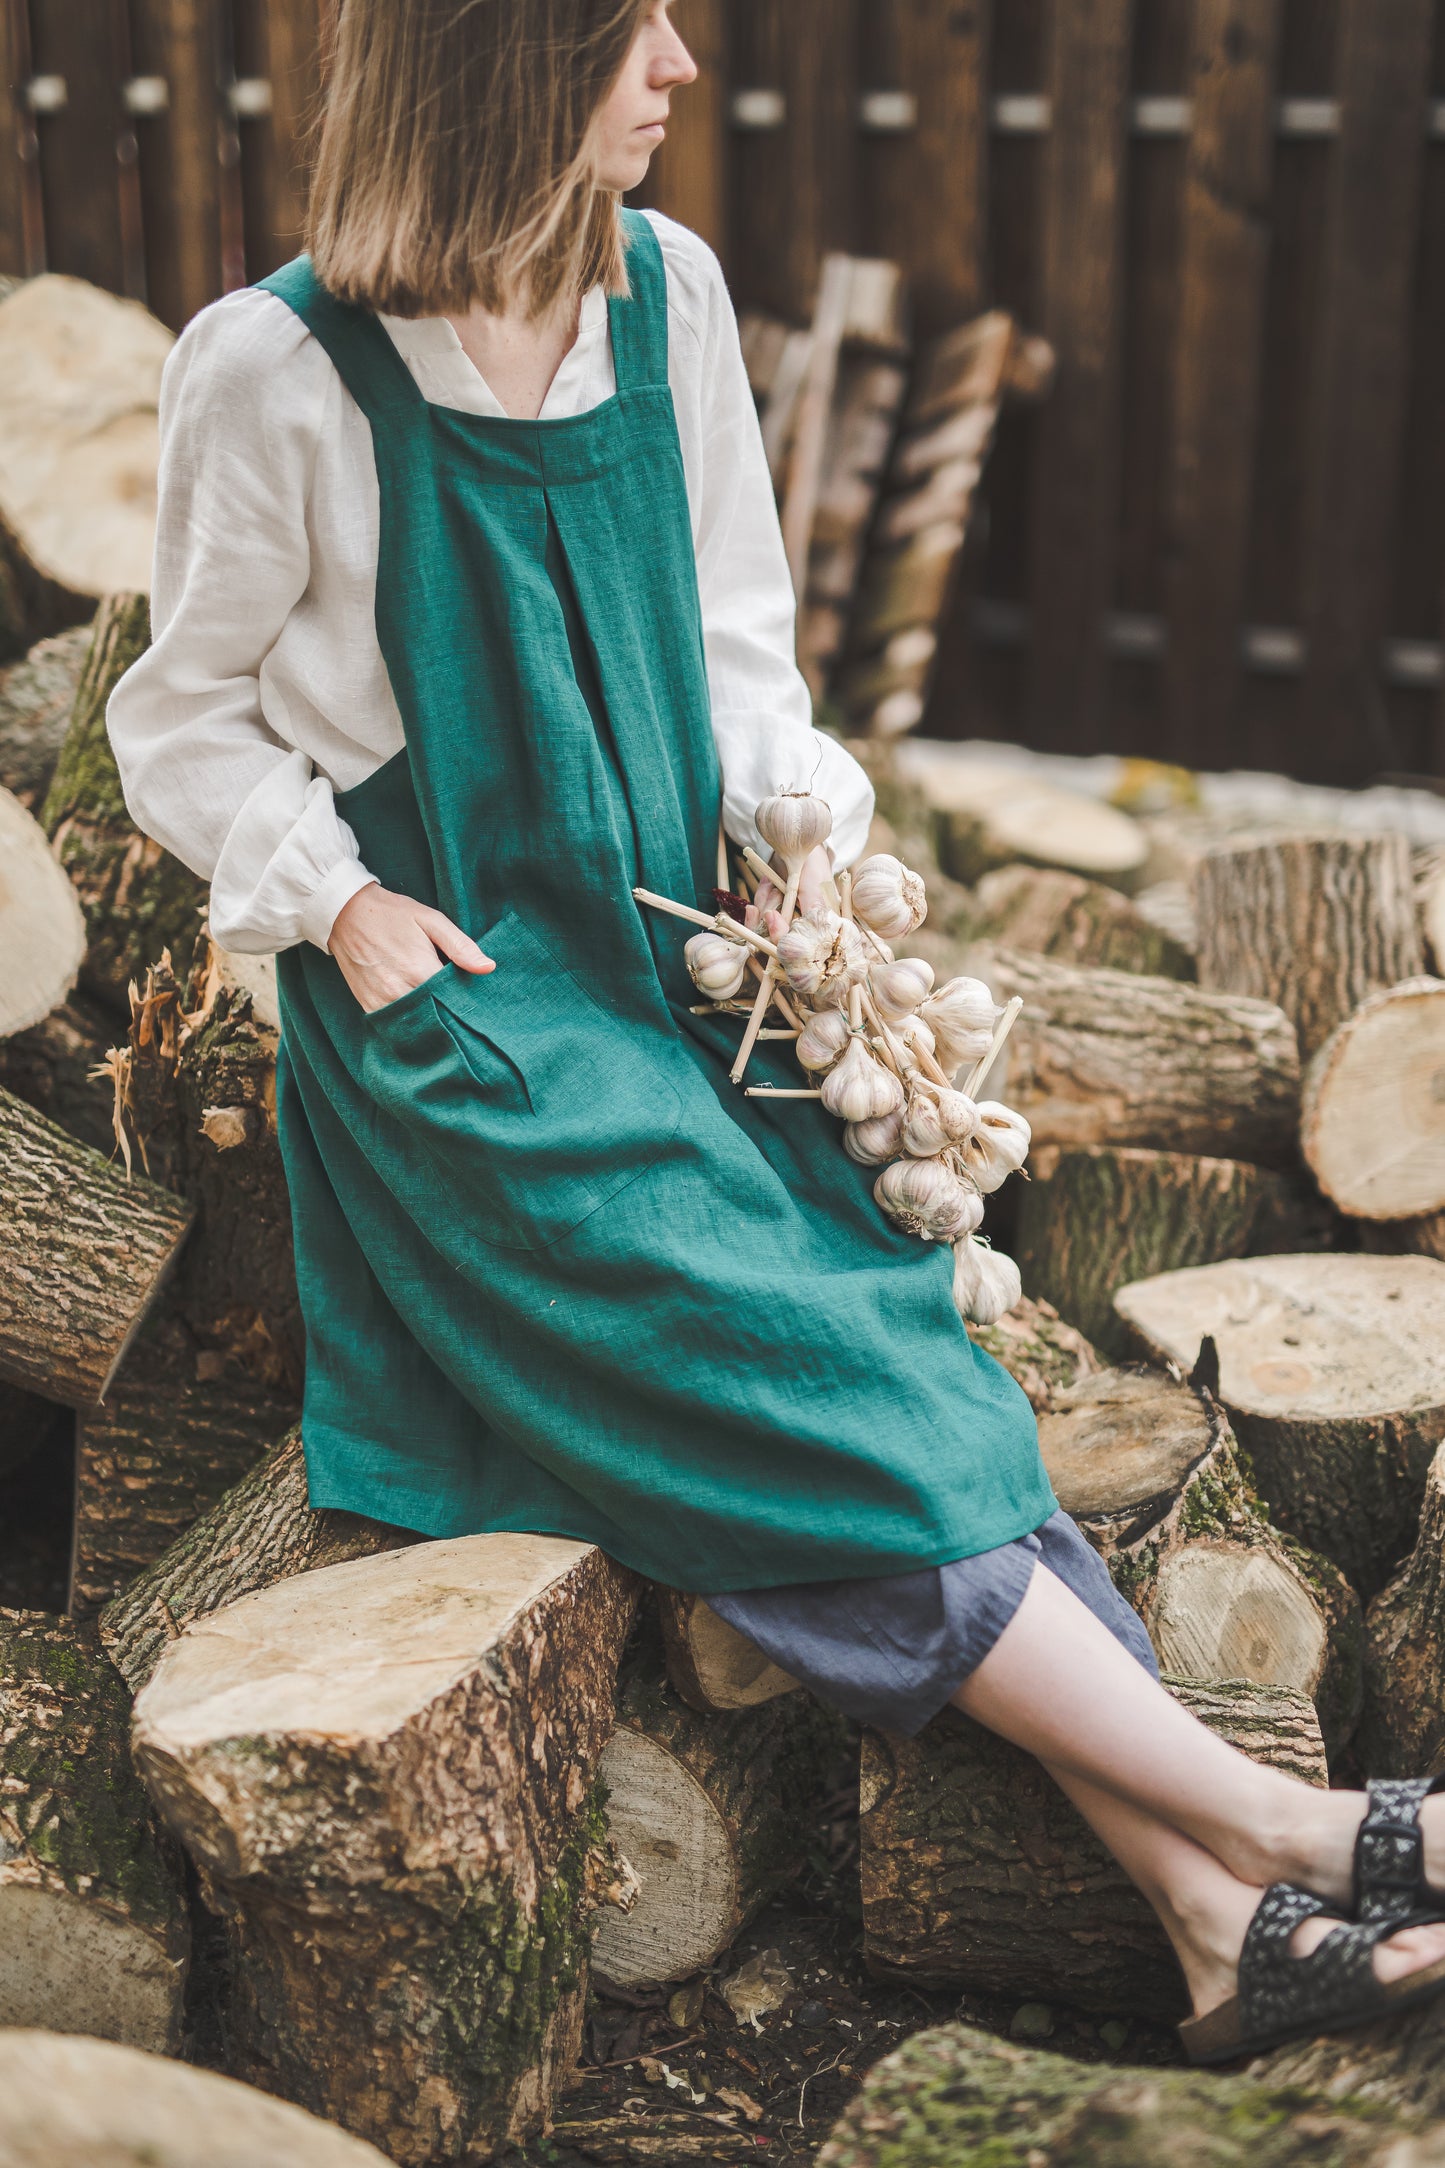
[260,214,1052,1592]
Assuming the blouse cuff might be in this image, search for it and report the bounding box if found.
[299,858,379,953]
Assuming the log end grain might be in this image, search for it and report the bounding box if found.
[1301,977,1445,1221]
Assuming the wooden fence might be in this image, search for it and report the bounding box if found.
[3,0,1444,788]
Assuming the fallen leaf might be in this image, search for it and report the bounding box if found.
[720,1948,793,2031]
[668,1979,706,2030]
[718,2086,765,2124]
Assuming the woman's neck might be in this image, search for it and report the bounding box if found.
[445,289,585,420]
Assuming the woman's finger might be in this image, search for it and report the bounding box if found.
[416,907,495,975]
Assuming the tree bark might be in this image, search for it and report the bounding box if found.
[591,1616,845,1986]
[968,946,1300,1163]
[100,1428,419,1697]
[1116,1253,1445,1598]
[0,2031,392,2165]
[816,2022,1438,2168]
[1192,831,1423,1060]
[1362,1209,1445,1263]
[1042,1368,1362,1756]
[859,1677,1325,2017]
[1301,977,1445,1223]
[41,594,207,1008]
[0,987,126,1157]
[965,1291,1104,1414]
[133,1536,641,2165]
[966,864,1194,978]
[1358,1439,1445,1776]
[0,621,89,809]
[0,1082,193,1405]
[1260,1991,1445,2126]
[1016,1145,1329,1358]
[0,1610,188,2052]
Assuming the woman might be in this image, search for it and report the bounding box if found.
[109,0,1445,2062]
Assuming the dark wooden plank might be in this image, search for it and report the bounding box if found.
[130,0,225,329]
[26,0,128,291]
[1162,0,1283,765]
[859,0,991,338]
[729,0,858,321]
[632,0,727,257]
[1301,0,1434,782]
[1024,0,1135,750]
[0,0,39,276]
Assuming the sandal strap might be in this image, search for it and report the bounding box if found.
[1356,1777,1445,1926]
[1238,1881,1401,2037]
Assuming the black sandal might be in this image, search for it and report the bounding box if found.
[1179,1881,1445,2066]
[1354,1776,1445,1927]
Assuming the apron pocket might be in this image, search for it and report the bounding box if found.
[362,910,681,1251]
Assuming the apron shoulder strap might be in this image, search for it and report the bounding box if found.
[255,255,423,423]
[609,210,670,394]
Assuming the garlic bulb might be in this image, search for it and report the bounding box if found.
[776,908,870,1009]
[850,853,928,939]
[795,1007,852,1073]
[873,1156,983,1242]
[820,1035,906,1125]
[870,956,934,1022]
[755,791,834,880]
[685,929,749,1002]
[951,1237,1022,1327]
[900,1083,978,1159]
[956,1101,1031,1194]
[921,976,1002,1069]
[893,1013,937,1065]
[844,1107,905,1166]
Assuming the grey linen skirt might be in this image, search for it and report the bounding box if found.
[705,1509,1158,1737]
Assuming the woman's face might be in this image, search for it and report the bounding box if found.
[591,2,698,192]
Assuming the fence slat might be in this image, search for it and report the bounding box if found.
[243,0,320,279]
[0,0,31,275]
[1025,0,1136,749]
[1300,0,1434,782]
[26,0,127,290]
[1162,0,1282,764]
[636,0,726,254]
[861,0,992,336]
[730,0,858,320]
[131,0,225,329]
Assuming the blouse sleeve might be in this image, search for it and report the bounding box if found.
[653,215,876,870]
[106,291,376,954]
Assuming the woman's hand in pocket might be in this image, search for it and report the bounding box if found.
[328,882,495,1013]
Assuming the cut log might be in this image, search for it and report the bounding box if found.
[0,620,89,806]
[859,1677,1325,2016]
[1016,1145,1323,1358]
[0,2032,392,2166]
[42,593,207,1006]
[966,1292,1104,1414]
[591,1617,844,1986]
[1301,978,1445,1222]
[0,786,85,1038]
[656,1587,799,1714]
[1358,1440,1445,1777]
[1422,847,1445,972]
[0,276,171,660]
[133,1536,640,2165]
[1041,1368,1362,1756]
[1116,1254,1445,1598]
[0,987,126,1156]
[908,757,1149,892]
[1259,1984,1445,2126]
[969,947,1301,1163]
[1363,1209,1445,1263]
[100,1427,419,1697]
[0,1083,193,1405]
[965,863,1194,979]
[1192,831,1424,1060]
[816,2023,1442,2168]
[0,1610,188,2051]
[70,1306,298,1619]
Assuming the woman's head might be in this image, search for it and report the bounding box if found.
[308,1,696,319]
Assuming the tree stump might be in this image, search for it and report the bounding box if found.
[591,1618,844,1986]
[0,1084,193,1405]
[101,1428,421,1695]
[0,621,89,807]
[1041,1369,1361,1755]
[0,2031,392,2166]
[969,947,1300,1162]
[133,1536,640,2165]
[0,1610,188,2051]
[1115,1254,1445,1598]
[656,1587,800,1713]
[41,594,207,1006]
[1301,978,1445,1223]
[0,786,86,1040]
[816,2023,1441,2168]
[1016,1147,1313,1358]
[966,864,1194,978]
[858,1678,1325,2017]
[1358,1440,1445,1777]
[1192,831,1423,1060]
[966,1292,1103,1413]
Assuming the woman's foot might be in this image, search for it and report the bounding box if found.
[1173,1873,1445,2025]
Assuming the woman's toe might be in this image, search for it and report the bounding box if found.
[1371,1920,1445,1987]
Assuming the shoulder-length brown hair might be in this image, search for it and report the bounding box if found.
[308,0,652,319]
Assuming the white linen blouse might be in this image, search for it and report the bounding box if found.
[106,210,874,956]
